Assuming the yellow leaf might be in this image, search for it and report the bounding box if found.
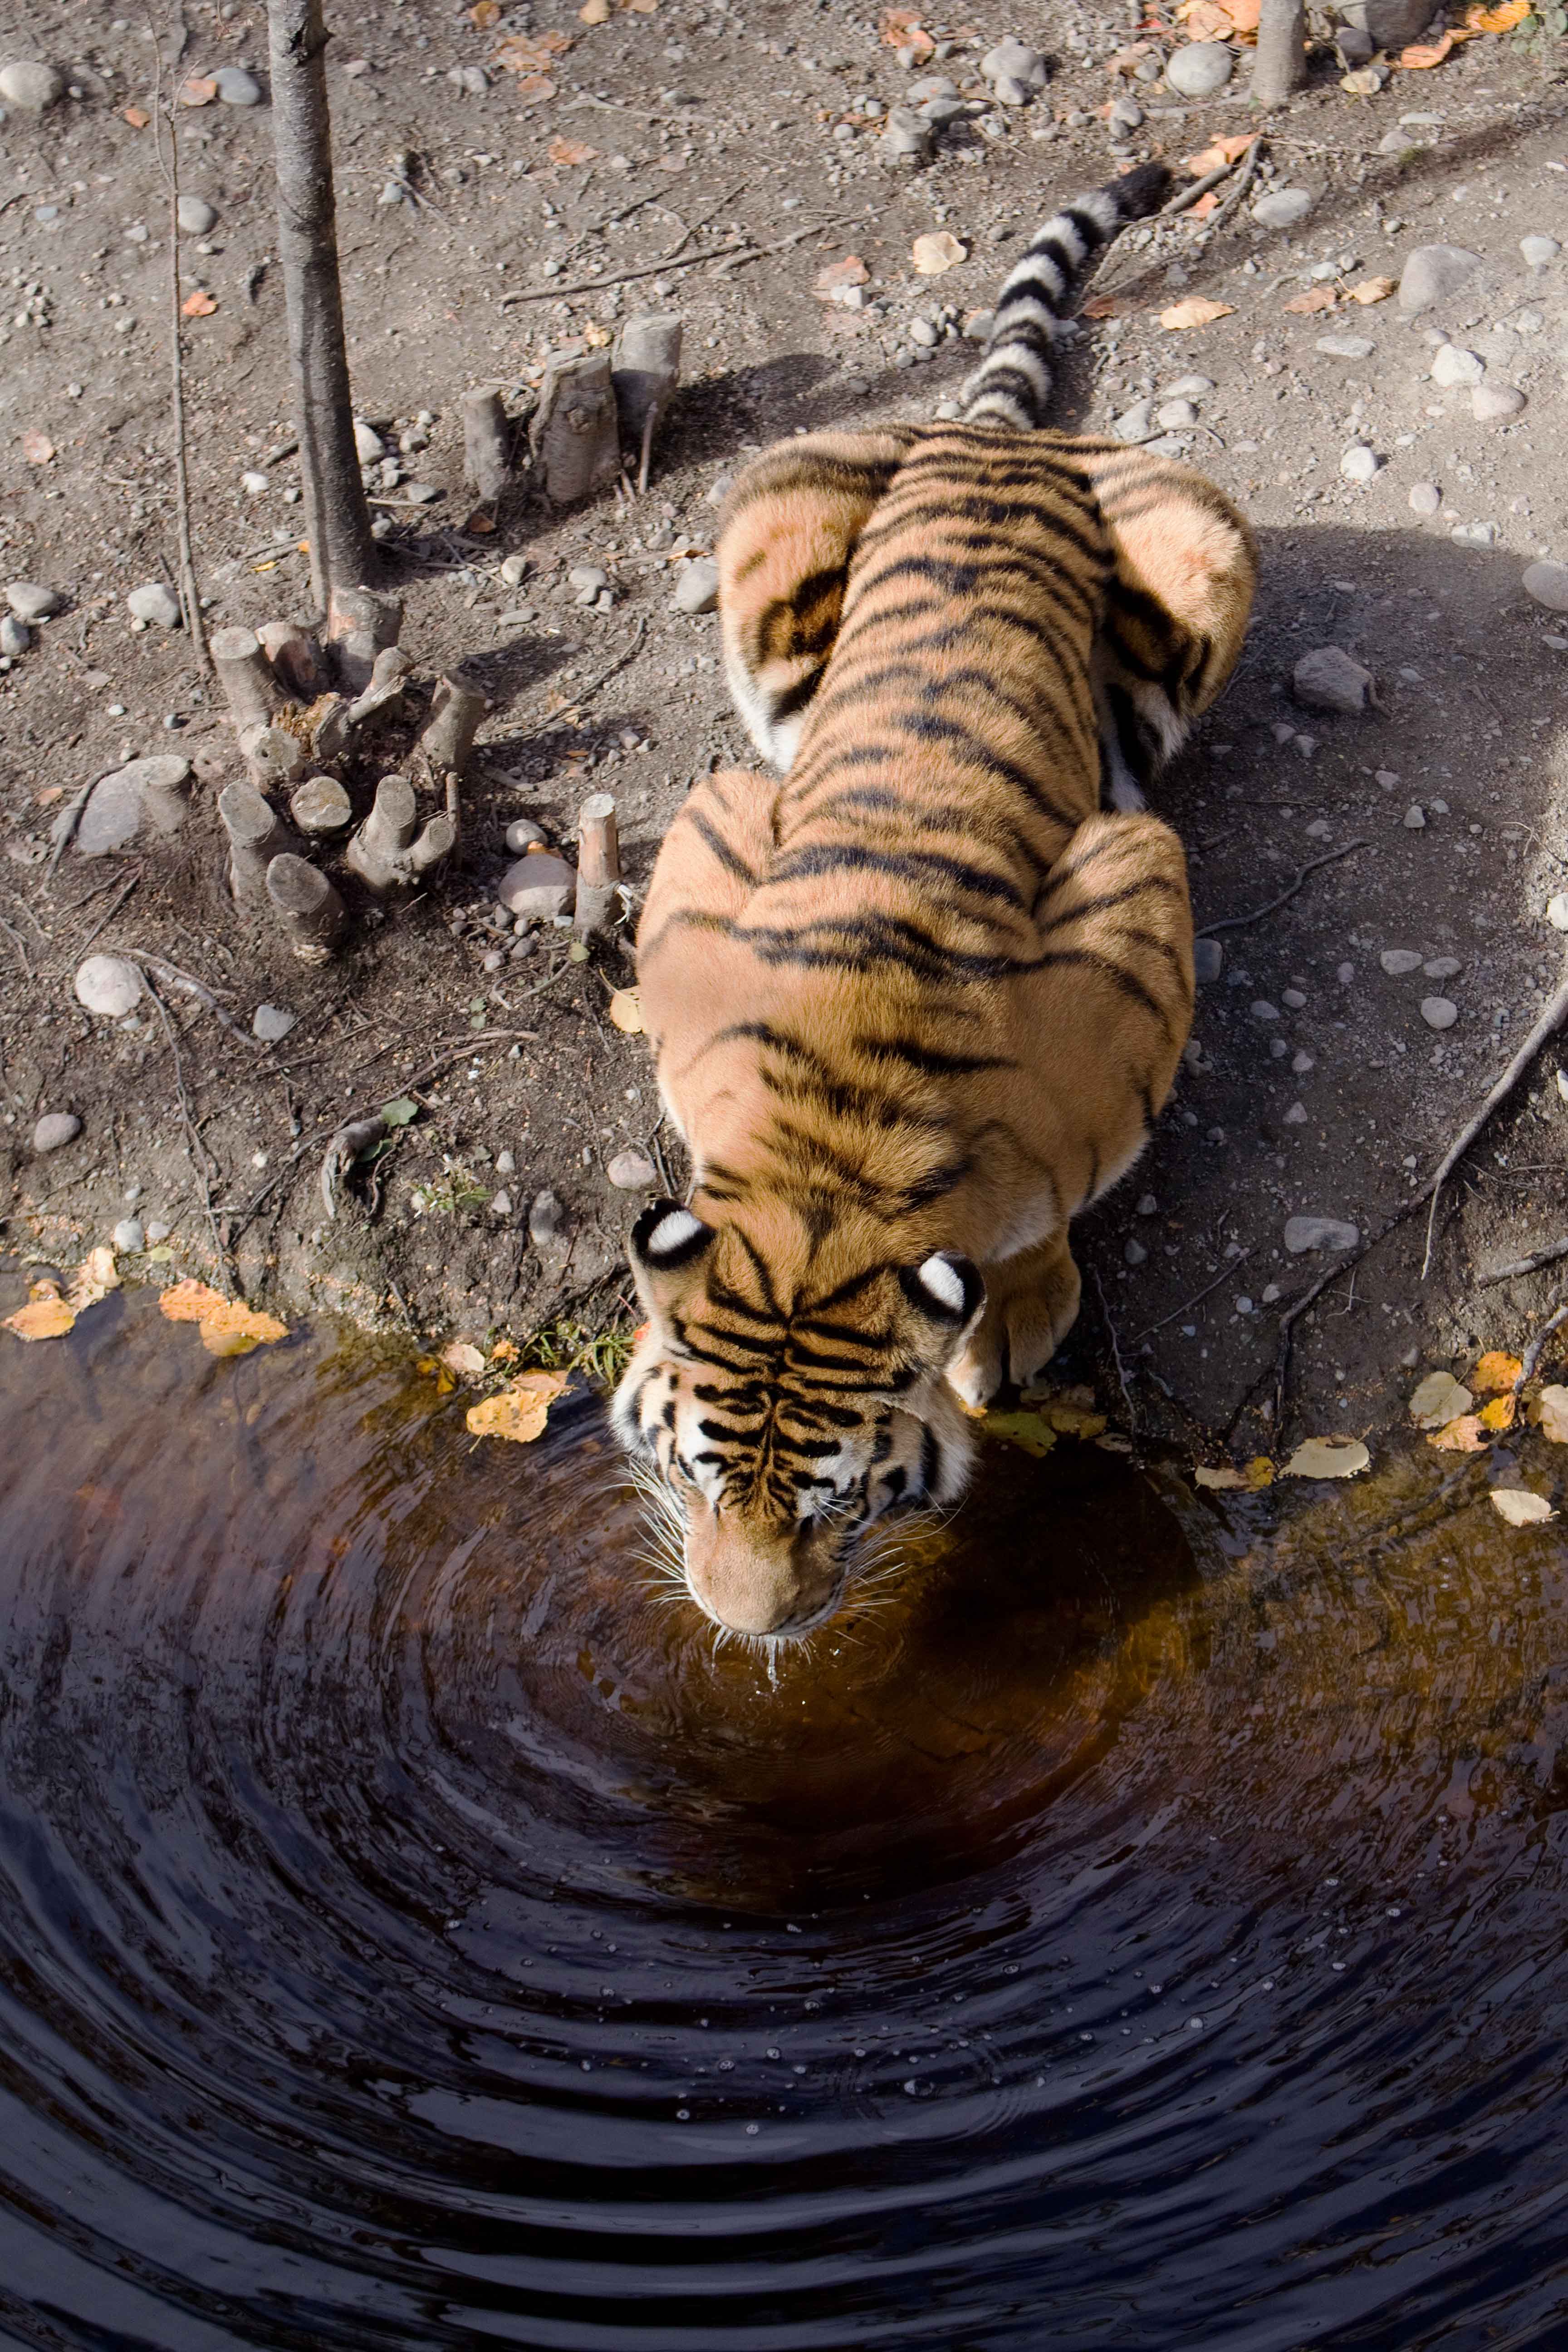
[1044,1402,1108,1440]
[416,1354,456,1396]
[1428,1413,1489,1452]
[1349,275,1396,304]
[471,0,501,20]
[4,1282,76,1342]
[196,1302,288,1358]
[1244,1455,1276,1490]
[1491,1487,1555,1526]
[608,987,645,1034]
[1409,1369,1473,1428]
[160,1277,228,1323]
[467,1369,571,1443]
[442,1340,487,1377]
[912,230,967,275]
[981,1408,1057,1457]
[1284,1436,1371,1479]
[1472,1350,1524,1393]
[1158,296,1235,331]
[1282,285,1340,314]
[1480,1393,1519,1431]
[1466,0,1529,25]
[68,1247,120,1313]
[1536,1384,1568,1443]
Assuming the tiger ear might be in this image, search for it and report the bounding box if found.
[898,1251,985,1357]
[628,1200,716,1318]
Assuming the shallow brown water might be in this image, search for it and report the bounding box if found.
[2,1274,1568,2351]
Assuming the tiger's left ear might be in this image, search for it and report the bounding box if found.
[627,1200,716,1321]
[898,1251,985,1359]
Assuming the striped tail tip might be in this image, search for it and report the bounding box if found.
[958,163,1174,432]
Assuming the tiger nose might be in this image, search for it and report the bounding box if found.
[683,1507,836,1636]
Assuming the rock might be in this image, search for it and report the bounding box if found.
[252,1003,297,1043]
[353,419,384,462]
[1284,1214,1359,1254]
[1123,1236,1148,1266]
[33,1111,81,1154]
[240,470,270,497]
[1548,892,1568,931]
[1421,996,1457,1030]
[490,1189,513,1217]
[75,755,191,857]
[1252,188,1315,232]
[908,75,960,102]
[74,954,142,1017]
[213,65,262,104]
[880,107,933,160]
[608,1147,657,1191]
[505,817,546,853]
[673,556,720,614]
[1408,481,1442,516]
[1112,400,1156,445]
[1423,956,1461,979]
[126,582,182,628]
[0,60,63,111]
[500,552,530,587]
[1251,1000,1279,1022]
[112,1216,146,1255]
[0,615,29,657]
[290,774,352,835]
[1193,936,1224,984]
[1284,1102,1308,1125]
[1108,97,1144,133]
[5,581,62,622]
[1316,333,1375,360]
[1292,1049,1314,1073]
[1450,520,1497,549]
[1472,383,1525,423]
[1521,233,1561,271]
[1167,40,1232,96]
[568,564,610,593]
[910,317,940,348]
[1294,645,1374,714]
[980,38,1047,91]
[1524,561,1568,613]
[1431,344,1484,387]
[1380,948,1424,975]
[1404,804,1426,829]
[1340,444,1380,484]
[1282,988,1307,1009]
[177,196,217,235]
[1162,373,1215,401]
[495,1148,517,1176]
[1398,244,1482,315]
[404,482,441,505]
[1156,397,1199,430]
[529,1188,567,1245]
[498,852,575,921]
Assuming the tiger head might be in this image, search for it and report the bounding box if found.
[611,1200,985,1640]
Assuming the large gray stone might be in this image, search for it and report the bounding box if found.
[33,1111,81,1153]
[1398,244,1482,315]
[0,60,64,111]
[74,954,142,1017]
[1252,188,1314,231]
[1524,560,1568,612]
[673,556,719,614]
[1294,645,1374,714]
[177,195,217,235]
[498,852,575,922]
[1284,1215,1360,1254]
[126,581,182,627]
[75,755,192,855]
[1166,41,1232,96]
[213,65,262,104]
[5,581,62,622]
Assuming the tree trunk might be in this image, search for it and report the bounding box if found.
[267,0,376,617]
[1251,0,1306,105]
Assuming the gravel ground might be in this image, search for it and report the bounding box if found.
[3,0,1568,1452]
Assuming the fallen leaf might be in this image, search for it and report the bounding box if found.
[981,1407,1056,1458]
[513,73,555,98]
[21,431,55,466]
[1182,133,1255,174]
[1243,1455,1277,1490]
[160,1277,229,1323]
[181,289,217,317]
[1107,41,1155,73]
[1186,190,1220,221]
[3,1281,75,1343]
[1097,1431,1135,1454]
[1349,274,1396,304]
[581,0,611,18]
[490,1338,520,1365]
[122,104,151,128]
[416,1352,457,1396]
[1196,1463,1246,1488]
[1224,0,1261,29]
[549,136,599,167]
[1472,1349,1524,1393]
[1481,1393,1519,1431]
[1282,285,1340,314]
[608,987,645,1034]
[466,1368,572,1443]
[68,1247,120,1313]
[493,30,573,72]
[880,6,936,54]
[1043,1401,1108,1440]
[1409,1369,1473,1428]
[1491,1487,1555,1526]
[443,1340,487,1377]
[197,1301,288,1357]
[1536,1384,1568,1442]
[1178,0,1239,36]
[1467,0,1530,24]
[179,75,218,105]
[624,0,661,13]
[380,1097,419,1127]
[1398,29,1455,64]
[472,0,501,20]
[1428,1413,1489,1452]
[463,508,497,534]
[912,230,967,275]
[1341,64,1387,92]
[815,253,870,294]
[1158,295,1235,331]
[582,320,612,347]
[1284,1436,1371,1479]
[1081,293,1127,319]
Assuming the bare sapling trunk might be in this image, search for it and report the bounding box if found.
[257,620,330,698]
[612,315,682,494]
[324,582,403,693]
[1251,0,1306,104]
[415,675,486,780]
[530,352,622,504]
[345,774,455,895]
[267,0,377,619]
[461,386,512,507]
[573,792,622,941]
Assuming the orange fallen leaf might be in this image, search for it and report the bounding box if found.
[1428,1412,1489,1452]
[466,1368,572,1443]
[1158,295,1235,330]
[160,1278,228,1323]
[549,136,599,167]
[68,1247,119,1313]
[197,1300,288,1357]
[581,0,611,18]
[21,431,54,466]
[608,987,645,1034]
[1179,0,1238,36]
[1398,29,1455,64]
[471,0,501,20]
[1349,274,1396,304]
[181,289,217,317]
[1282,284,1339,314]
[1480,1393,1519,1431]
[1472,1350,1524,1393]
[493,30,573,71]
[1107,41,1155,74]
[489,1338,520,1365]
[880,6,936,54]
[122,104,151,128]
[1081,293,1127,319]
[416,1352,457,1396]
[1467,0,1530,25]
[463,509,496,533]
[513,72,556,98]
[1186,191,1220,221]
[815,253,870,294]
[3,1281,75,1343]
[179,76,217,105]
[1182,132,1254,174]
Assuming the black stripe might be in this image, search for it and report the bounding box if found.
[770,838,1028,910]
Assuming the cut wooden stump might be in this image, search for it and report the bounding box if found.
[462,385,512,507]
[324,583,403,692]
[529,351,621,505]
[573,791,622,941]
[612,314,682,495]
[415,674,486,781]
[257,620,330,699]
[211,626,283,735]
[266,852,346,962]
[346,643,413,727]
[344,772,454,894]
[219,779,292,906]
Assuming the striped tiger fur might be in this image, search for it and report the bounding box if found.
[613,167,1255,1643]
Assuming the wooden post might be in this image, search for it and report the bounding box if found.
[323,582,402,692]
[529,351,621,505]
[345,642,413,725]
[266,852,346,961]
[415,674,485,779]
[573,791,621,940]
[461,386,511,506]
[211,626,283,732]
[344,773,454,894]
[1251,0,1306,105]
[266,0,377,617]
[612,314,682,494]
[219,779,291,906]
[257,619,330,698]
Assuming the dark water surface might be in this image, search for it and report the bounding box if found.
[3,1281,1568,2351]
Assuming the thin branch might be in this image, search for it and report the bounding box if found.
[71,871,142,959]
[1156,160,1235,220]
[1514,1302,1568,1396]
[556,615,646,712]
[1421,967,1568,1277]
[1480,1236,1568,1288]
[663,178,751,259]
[148,13,211,673]
[1197,838,1369,939]
[1091,1261,1137,1438]
[1131,1249,1250,1344]
[0,915,33,977]
[142,967,231,1293]
[1193,132,1265,240]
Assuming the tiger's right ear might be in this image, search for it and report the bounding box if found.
[627,1200,716,1320]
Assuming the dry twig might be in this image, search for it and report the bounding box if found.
[1131,1250,1250,1344]
[1197,839,1368,939]
[1481,1236,1568,1288]
[148,23,211,673]
[1421,968,1568,1277]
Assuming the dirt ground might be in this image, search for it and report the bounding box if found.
[3,0,1568,1456]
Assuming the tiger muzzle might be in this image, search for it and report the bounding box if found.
[683,1498,842,1638]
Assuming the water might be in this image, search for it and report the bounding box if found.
[2,1276,1568,2351]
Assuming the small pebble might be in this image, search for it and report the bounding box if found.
[5,581,62,622]
[1380,948,1424,975]
[213,65,262,105]
[505,817,546,853]
[1408,482,1442,516]
[1124,1236,1148,1266]
[1340,444,1380,485]
[568,564,610,593]
[1404,804,1426,830]
[529,1189,567,1245]
[353,419,385,462]
[252,1003,297,1043]
[1166,41,1232,97]
[1252,188,1314,231]
[499,852,574,921]
[1156,397,1198,431]
[490,1190,513,1217]
[145,1220,171,1245]
[1431,344,1483,387]
[1523,560,1568,613]
[673,556,720,614]
[500,552,530,587]
[1251,1000,1279,1022]
[1294,644,1373,713]
[1282,988,1307,1010]
[33,1111,81,1154]
[1520,233,1561,271]
[74,954,142,1017]
[1112,399,1156,445]
[1421,996,1458,1030]
[1548,893,1568,931]
[495,1149,517,1176]
[1292,1050,1315,1073]
[1193,936,1223,985]
[1284,1214,1359,1254]
[240,470,270,497]
[608,1147,657,1191]
[126,582,182,628]
[112,1216,146,1254]
[0,615,29,657]
[0,59,63,110]
[1472,383,1525,424]
[177,196,217,235]
[1284,1102,1308,1125]
[1136,1193,1158,1215]
[1423,956,1460,980]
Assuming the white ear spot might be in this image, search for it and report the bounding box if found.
[917,1253,967,1314]
[647,1209,706,1261]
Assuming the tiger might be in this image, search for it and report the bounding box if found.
[612,162,1257,1645]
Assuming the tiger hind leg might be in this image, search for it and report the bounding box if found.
[948,1232,1083,1411]
[716,428,917,770]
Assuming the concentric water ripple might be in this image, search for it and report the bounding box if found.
[3,1274,1568,2350]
